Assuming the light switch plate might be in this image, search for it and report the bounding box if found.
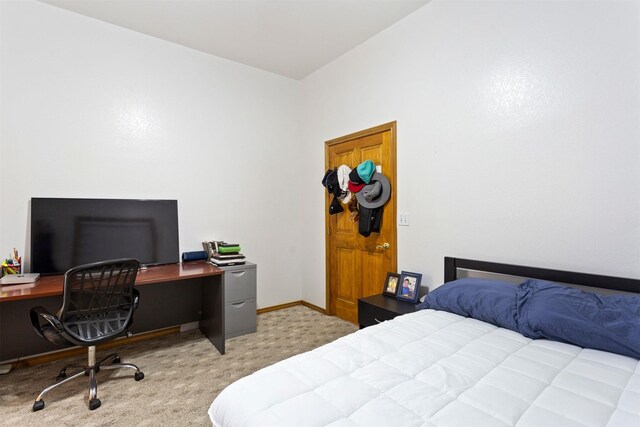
[398,213,409,226]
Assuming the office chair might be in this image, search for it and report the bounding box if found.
[29,258,145,411]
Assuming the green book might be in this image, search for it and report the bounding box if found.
[218,246,241,254]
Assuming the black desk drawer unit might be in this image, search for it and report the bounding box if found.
[358,294,419,328]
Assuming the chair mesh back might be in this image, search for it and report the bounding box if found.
[60,259,139,344]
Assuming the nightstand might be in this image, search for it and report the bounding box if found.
[357,294,419,328]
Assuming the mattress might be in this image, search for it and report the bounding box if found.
[209,309,640,427]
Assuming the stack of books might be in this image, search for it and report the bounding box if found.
[202,241,246,266]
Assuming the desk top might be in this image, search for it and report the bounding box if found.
[0,262,224,302]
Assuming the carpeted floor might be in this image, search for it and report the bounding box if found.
[0,306,357,426]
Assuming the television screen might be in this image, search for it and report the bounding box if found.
[30,198,179,275]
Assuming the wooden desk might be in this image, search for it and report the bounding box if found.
[0,262,226,361]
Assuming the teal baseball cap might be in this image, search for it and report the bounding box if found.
[356,160,376,184]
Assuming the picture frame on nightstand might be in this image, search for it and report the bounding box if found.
[382,272,401,297]
[397,271,422,303]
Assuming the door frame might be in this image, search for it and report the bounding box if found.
[324,121,398,316]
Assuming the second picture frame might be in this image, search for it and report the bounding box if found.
[396,271,422,303]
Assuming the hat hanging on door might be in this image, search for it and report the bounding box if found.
[349,168,364,185]
[321,168,338,195]
[347,180,365,193]
[348,159,376,193]
[356,160,376,184]
[336,165,352,204]
[329,196,344,214]
[356,172,391,209]
[322,168,345,215]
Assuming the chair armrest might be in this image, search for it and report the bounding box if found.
[29,306,64,338]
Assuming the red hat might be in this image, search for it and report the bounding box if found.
[348,180,365,193]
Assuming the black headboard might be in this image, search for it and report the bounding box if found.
[444,257,640,294]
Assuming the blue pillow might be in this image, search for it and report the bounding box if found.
[418,278,519,331]
[517,279,640,359]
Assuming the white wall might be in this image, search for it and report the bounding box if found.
[0,0,302,308]
[3,1,639,313]
[299,0,640,307]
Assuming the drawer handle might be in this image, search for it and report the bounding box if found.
[231,301,247,308]
[231,271,246,277]
[374,318,383,323]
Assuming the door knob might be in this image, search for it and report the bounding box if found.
[376,243,390,250]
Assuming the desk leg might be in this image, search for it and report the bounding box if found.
[200,275,225,355]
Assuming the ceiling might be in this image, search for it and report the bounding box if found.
[40,0,429,80]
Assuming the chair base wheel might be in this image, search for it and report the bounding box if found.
[89,398,101,410]
[32,399,45,411]
[134,371,144,381]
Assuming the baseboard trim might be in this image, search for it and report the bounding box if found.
[11,326,181,370]
[300,300,326,314]
[257,300,326,315]
[256,301,303,314]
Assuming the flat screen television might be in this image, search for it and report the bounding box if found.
[30,198,179,275]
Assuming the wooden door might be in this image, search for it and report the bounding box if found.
[325,122,397,324]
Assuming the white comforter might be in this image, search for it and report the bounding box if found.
[209,309,640,427]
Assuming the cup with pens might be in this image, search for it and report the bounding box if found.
[1,248,21,277]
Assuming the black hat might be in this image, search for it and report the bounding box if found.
[349,168,364,184]
[321,169,333,187]
[322,168,341,197]
[329,196,344,215]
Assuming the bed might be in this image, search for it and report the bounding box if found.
[209,257,640,427]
